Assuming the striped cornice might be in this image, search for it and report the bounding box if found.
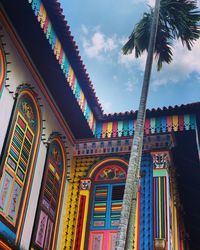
[28,0,96,133]
[95,114,197,138]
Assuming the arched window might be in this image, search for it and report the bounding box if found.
[0,40,6,97]
[0,90,41,239]
[31,137,66,250]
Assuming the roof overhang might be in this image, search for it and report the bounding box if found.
[1,0,94,139]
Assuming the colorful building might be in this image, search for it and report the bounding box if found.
[0,1,200,250]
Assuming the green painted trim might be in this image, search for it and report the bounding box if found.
[153,169,167,177]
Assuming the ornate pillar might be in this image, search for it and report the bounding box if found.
[151,151,171,250]
[74,178,91,250]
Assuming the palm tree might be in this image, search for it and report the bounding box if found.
[116,0,200,249]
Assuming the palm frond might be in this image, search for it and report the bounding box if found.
[122,0,200,71]
[122,11,153,56]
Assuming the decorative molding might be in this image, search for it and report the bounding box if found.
[154,239,166,250]
[28,0,96,133]
[80,179,91,191]
[74,134,175,157]
[62,157,99,250]
[95,114,197,138]
[151,151,170,169]
[94,165,126,181]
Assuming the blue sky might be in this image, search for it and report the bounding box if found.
[60,0,200,113]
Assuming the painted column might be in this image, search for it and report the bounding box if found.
[20,142,47,249]
[151,151,171,250]
[74,178,91,250]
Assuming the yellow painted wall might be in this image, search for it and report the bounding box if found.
[62,156,99,249]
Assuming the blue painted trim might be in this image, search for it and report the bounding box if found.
[90,183,125,231]
[139,154,153,250]
[0,221,16,242]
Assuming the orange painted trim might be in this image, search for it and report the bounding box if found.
[102,123,108,138]
[87,157,128,178]
[51,137,66,250]
[0,44,6,93]
[0,240,13,250]
[0,10,75,144]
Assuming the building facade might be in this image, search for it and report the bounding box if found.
[0,1,200,250]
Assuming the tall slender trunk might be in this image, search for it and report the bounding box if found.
[115,0,161,249]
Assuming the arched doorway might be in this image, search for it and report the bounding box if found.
[87,159,127,250]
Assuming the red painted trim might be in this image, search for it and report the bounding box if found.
[0,240,13,250]
[145,118,150,135]
[58,48,63,65]
[43,16,49,34]
[167,116,172,132]
[74,195,86,250]
[178,115,184,131]
[0,44,6,93]
[164,177,167,240]
[112,121,118,137]
[153,178,156,238]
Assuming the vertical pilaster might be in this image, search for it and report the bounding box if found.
[74,178,91,250]
[151,151,171,250]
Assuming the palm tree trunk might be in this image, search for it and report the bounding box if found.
[115,0,161,249]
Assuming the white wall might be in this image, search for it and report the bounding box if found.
[0,87,14,155]
[20,142,47,249]
[0,23,73,249]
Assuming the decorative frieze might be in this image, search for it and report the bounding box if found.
[74,134,175,156]
[95,114,197,138]
[152,151,170,169]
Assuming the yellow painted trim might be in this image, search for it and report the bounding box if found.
[172,115,178,132]
[80,190,90,250]
[158,177,162,238]
[107,122,113,138]
[133,191,139,250]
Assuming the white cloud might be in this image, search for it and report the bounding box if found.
[151,40,200,88]
[118,51,146,70]
[147,0,155,7]
[82,31,118,60]
[113,75,118,81]
[118,39,200,89]
[132,0,155,6]
[101,100,112,113]
[81,24,89,35]
[125,81,135,92]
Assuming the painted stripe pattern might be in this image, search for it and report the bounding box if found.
[0,112,34,225]
[95,114,197,138]
[91,184,124,230]
[28,0,96,132]
[139,154,153,250]
[154,176,167,240]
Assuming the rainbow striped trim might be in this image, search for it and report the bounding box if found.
[28,0,96,132]
[95,114,196,138]
[27,0,198,141]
